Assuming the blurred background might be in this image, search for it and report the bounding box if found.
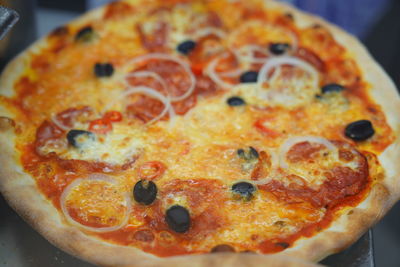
[0,0,399,266]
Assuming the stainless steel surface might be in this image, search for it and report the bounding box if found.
[0,6,19,40]
[0,0,36,68]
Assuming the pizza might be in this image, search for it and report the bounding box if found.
[0,0,399,266]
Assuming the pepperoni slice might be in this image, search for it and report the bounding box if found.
[35,120,64,149]
[136,22,168,52]
[259,142,368,208]
[126,95,166,123]
[294,47,325,72]
[127,58,199,119]
[54,106,93,130]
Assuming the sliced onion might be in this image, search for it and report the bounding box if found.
[60,174,131,233]
[126,86,174,125]
[251,149,279,185]
[278,136,337,169]
[192,27,227,40]
[51,116,70,131]
[125,71,168,94]
[103,85,174,125]
[205,53,236,89]
[232,45,269,64]
[127,53,196,102]
[218,68,243,78]
[257,56,319,88]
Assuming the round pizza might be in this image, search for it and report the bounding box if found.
[0,0,399,266]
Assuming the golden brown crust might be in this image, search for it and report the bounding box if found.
[0,0,399,266]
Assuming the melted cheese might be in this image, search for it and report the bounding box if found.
[40,123,146,165]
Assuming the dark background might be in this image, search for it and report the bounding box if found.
[0,0,399,266]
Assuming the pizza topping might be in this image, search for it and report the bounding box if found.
[237,147,259,171]
[321,83,345,94]
[94,63,114,78]
[205,52,239,89]
[66,130,95,148]
[269,43,290,55]
[165,205,191,233]
[279,136,337,170]
[255,56,320,107]
[60,175,131,232]
[107,86,174,124]
[133,229,155,242]
[227,96,246,106]
[211,244,236,253]
[191,27,227,40]
[232,181,256,201]
[260,144,368,208]
[345,120,375,141]
[232,45,269,64]
[133,180,158,205]
[128,53,196,102]
[75,26,96,43]
[138,161,166,180]
[239,71,258,83]
[136,21,168,52]
[51,107,93,132]
[258,56,319,88]
[177,40,197,55]
[88,119,113,134]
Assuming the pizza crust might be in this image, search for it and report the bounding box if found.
[0,0,399,266]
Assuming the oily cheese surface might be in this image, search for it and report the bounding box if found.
[0,0,399,266]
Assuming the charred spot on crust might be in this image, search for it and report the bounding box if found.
[275,242,290,249]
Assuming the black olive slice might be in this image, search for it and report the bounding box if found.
[66,130,95,148]
[237,146,259,161]
[321,83,345,94]
[239,71,258,83]
[345,120,375,141]
[269,43,291,55]
[232,181,256,201]
[94,63,114,77]
[177,40,196,55]
[133,180,157,205]
[165,205,190,233]
[211,244,235,253]
[75,26,96,42]
[227,96,246,106]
